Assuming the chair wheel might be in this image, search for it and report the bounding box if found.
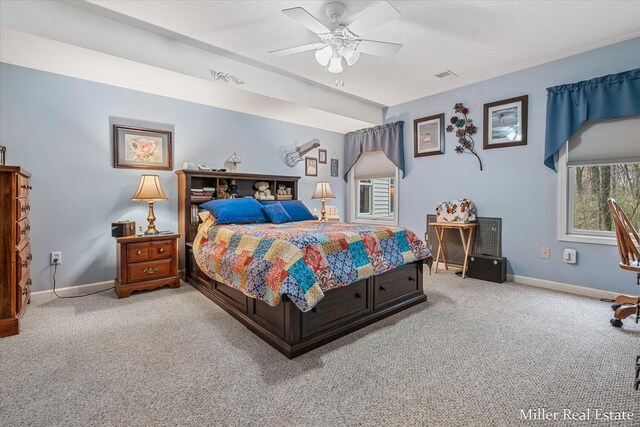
[612,304,621,311]
[610,318,623,328]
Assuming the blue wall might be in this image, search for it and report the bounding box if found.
[384,37,640,294]
[0,63,345,292]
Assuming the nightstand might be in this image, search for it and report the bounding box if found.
[114,233,180,298]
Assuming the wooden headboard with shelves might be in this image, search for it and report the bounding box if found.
[175,169,301,244]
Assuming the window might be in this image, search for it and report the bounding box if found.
[350,151,398,224]
[558,116,640,245]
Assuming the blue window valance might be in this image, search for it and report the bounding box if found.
[544,68,640,171]
[343,121,404,182]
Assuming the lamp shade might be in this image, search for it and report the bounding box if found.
[131,174,168,201]
[312,182,335,199]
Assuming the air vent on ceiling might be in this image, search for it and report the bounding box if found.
[436,70,459,79]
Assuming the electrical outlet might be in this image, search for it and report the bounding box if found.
[540,247,550,259]
[50,251,62,265]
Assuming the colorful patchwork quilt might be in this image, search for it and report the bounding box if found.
[193,220,432,312]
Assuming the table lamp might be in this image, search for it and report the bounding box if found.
[131,174,168,235]
[312,181,335,222]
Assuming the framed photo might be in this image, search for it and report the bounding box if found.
[113,125,172,170]
[305,157,318,177]
[330,158,339,177]
[414,113,445,157]
[318,149,327,164]
[483,95,528,149]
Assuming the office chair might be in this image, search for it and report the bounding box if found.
[607,198,640,328]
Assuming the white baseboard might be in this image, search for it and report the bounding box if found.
[433,262,617,300]
[30,280,114,302]
[507,274,619,300]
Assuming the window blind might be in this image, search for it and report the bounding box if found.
[353,151,396,179]
[567,115,640,166]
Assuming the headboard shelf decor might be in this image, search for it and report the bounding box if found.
[176,169,300,246]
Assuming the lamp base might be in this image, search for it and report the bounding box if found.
[144,201,159,235]
[320,199,327,222]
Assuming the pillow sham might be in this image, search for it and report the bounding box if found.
[261,202,292,224]
[199,198,266,224]
[261,200,315,221]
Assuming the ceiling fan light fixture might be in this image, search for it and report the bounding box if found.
[342,46,360,66]
[328,56,343,74]
[315,45,333,66]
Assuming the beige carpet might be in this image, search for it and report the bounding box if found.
[1,270,638,426]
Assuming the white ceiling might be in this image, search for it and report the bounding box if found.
[87,0,640,106]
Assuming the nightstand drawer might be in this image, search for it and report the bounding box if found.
[150,240,172,260]
[127,242,150,262]
[128,259,172,283]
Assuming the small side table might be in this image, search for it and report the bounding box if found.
[115,233,180,298]
[432,222,477,279]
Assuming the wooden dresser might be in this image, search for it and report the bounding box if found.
[0,166,32,337]
[115,233,180,298]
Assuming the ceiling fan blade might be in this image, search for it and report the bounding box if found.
[344,1,400,37]
[357,39,403,57]
[269,43,326,57]
[282,7,331,35]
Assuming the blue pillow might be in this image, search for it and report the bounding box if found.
[199,198,266,224]
[262,200,315,221]
[262,202,292,224]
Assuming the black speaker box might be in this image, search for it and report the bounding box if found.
[467,254,507,283]
[111,221,135,237]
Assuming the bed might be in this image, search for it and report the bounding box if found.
[178,170,432,358]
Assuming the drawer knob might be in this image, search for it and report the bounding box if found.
[379,286,386,291]
[27,279,32,286]
[27,205,31,211]
[21,229,28,235]
[354,292,361,299]
[26,225,31,231]
[159,248,165,253]
[27,254,32,261]
[22,260,29,267]
[23,288,28,295]
[143,267,158,274]
[137,250,142,255]
[28,185,33,190]
[407,276,415,282]
[21,206,28,212]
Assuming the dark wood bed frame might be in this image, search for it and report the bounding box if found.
[177,170,427,358]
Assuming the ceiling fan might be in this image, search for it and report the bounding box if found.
[269,1,402,75]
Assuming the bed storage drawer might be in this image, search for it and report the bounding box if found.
[213,281,247,312]
[374,263,420,309]
[301,280,369,339]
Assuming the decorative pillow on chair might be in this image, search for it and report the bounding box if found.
[261,200,315,221]
[262,202,292,224]
[199,198,266,224]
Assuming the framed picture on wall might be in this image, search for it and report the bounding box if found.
[113,125,173,170]
[483,95,528,149]
[414,113,445,157]
[305,157,318,176]
[318,149,327,164]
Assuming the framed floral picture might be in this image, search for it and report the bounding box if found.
[483,95,528,149]
[414,113,445,157]
[113,125,173,170]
